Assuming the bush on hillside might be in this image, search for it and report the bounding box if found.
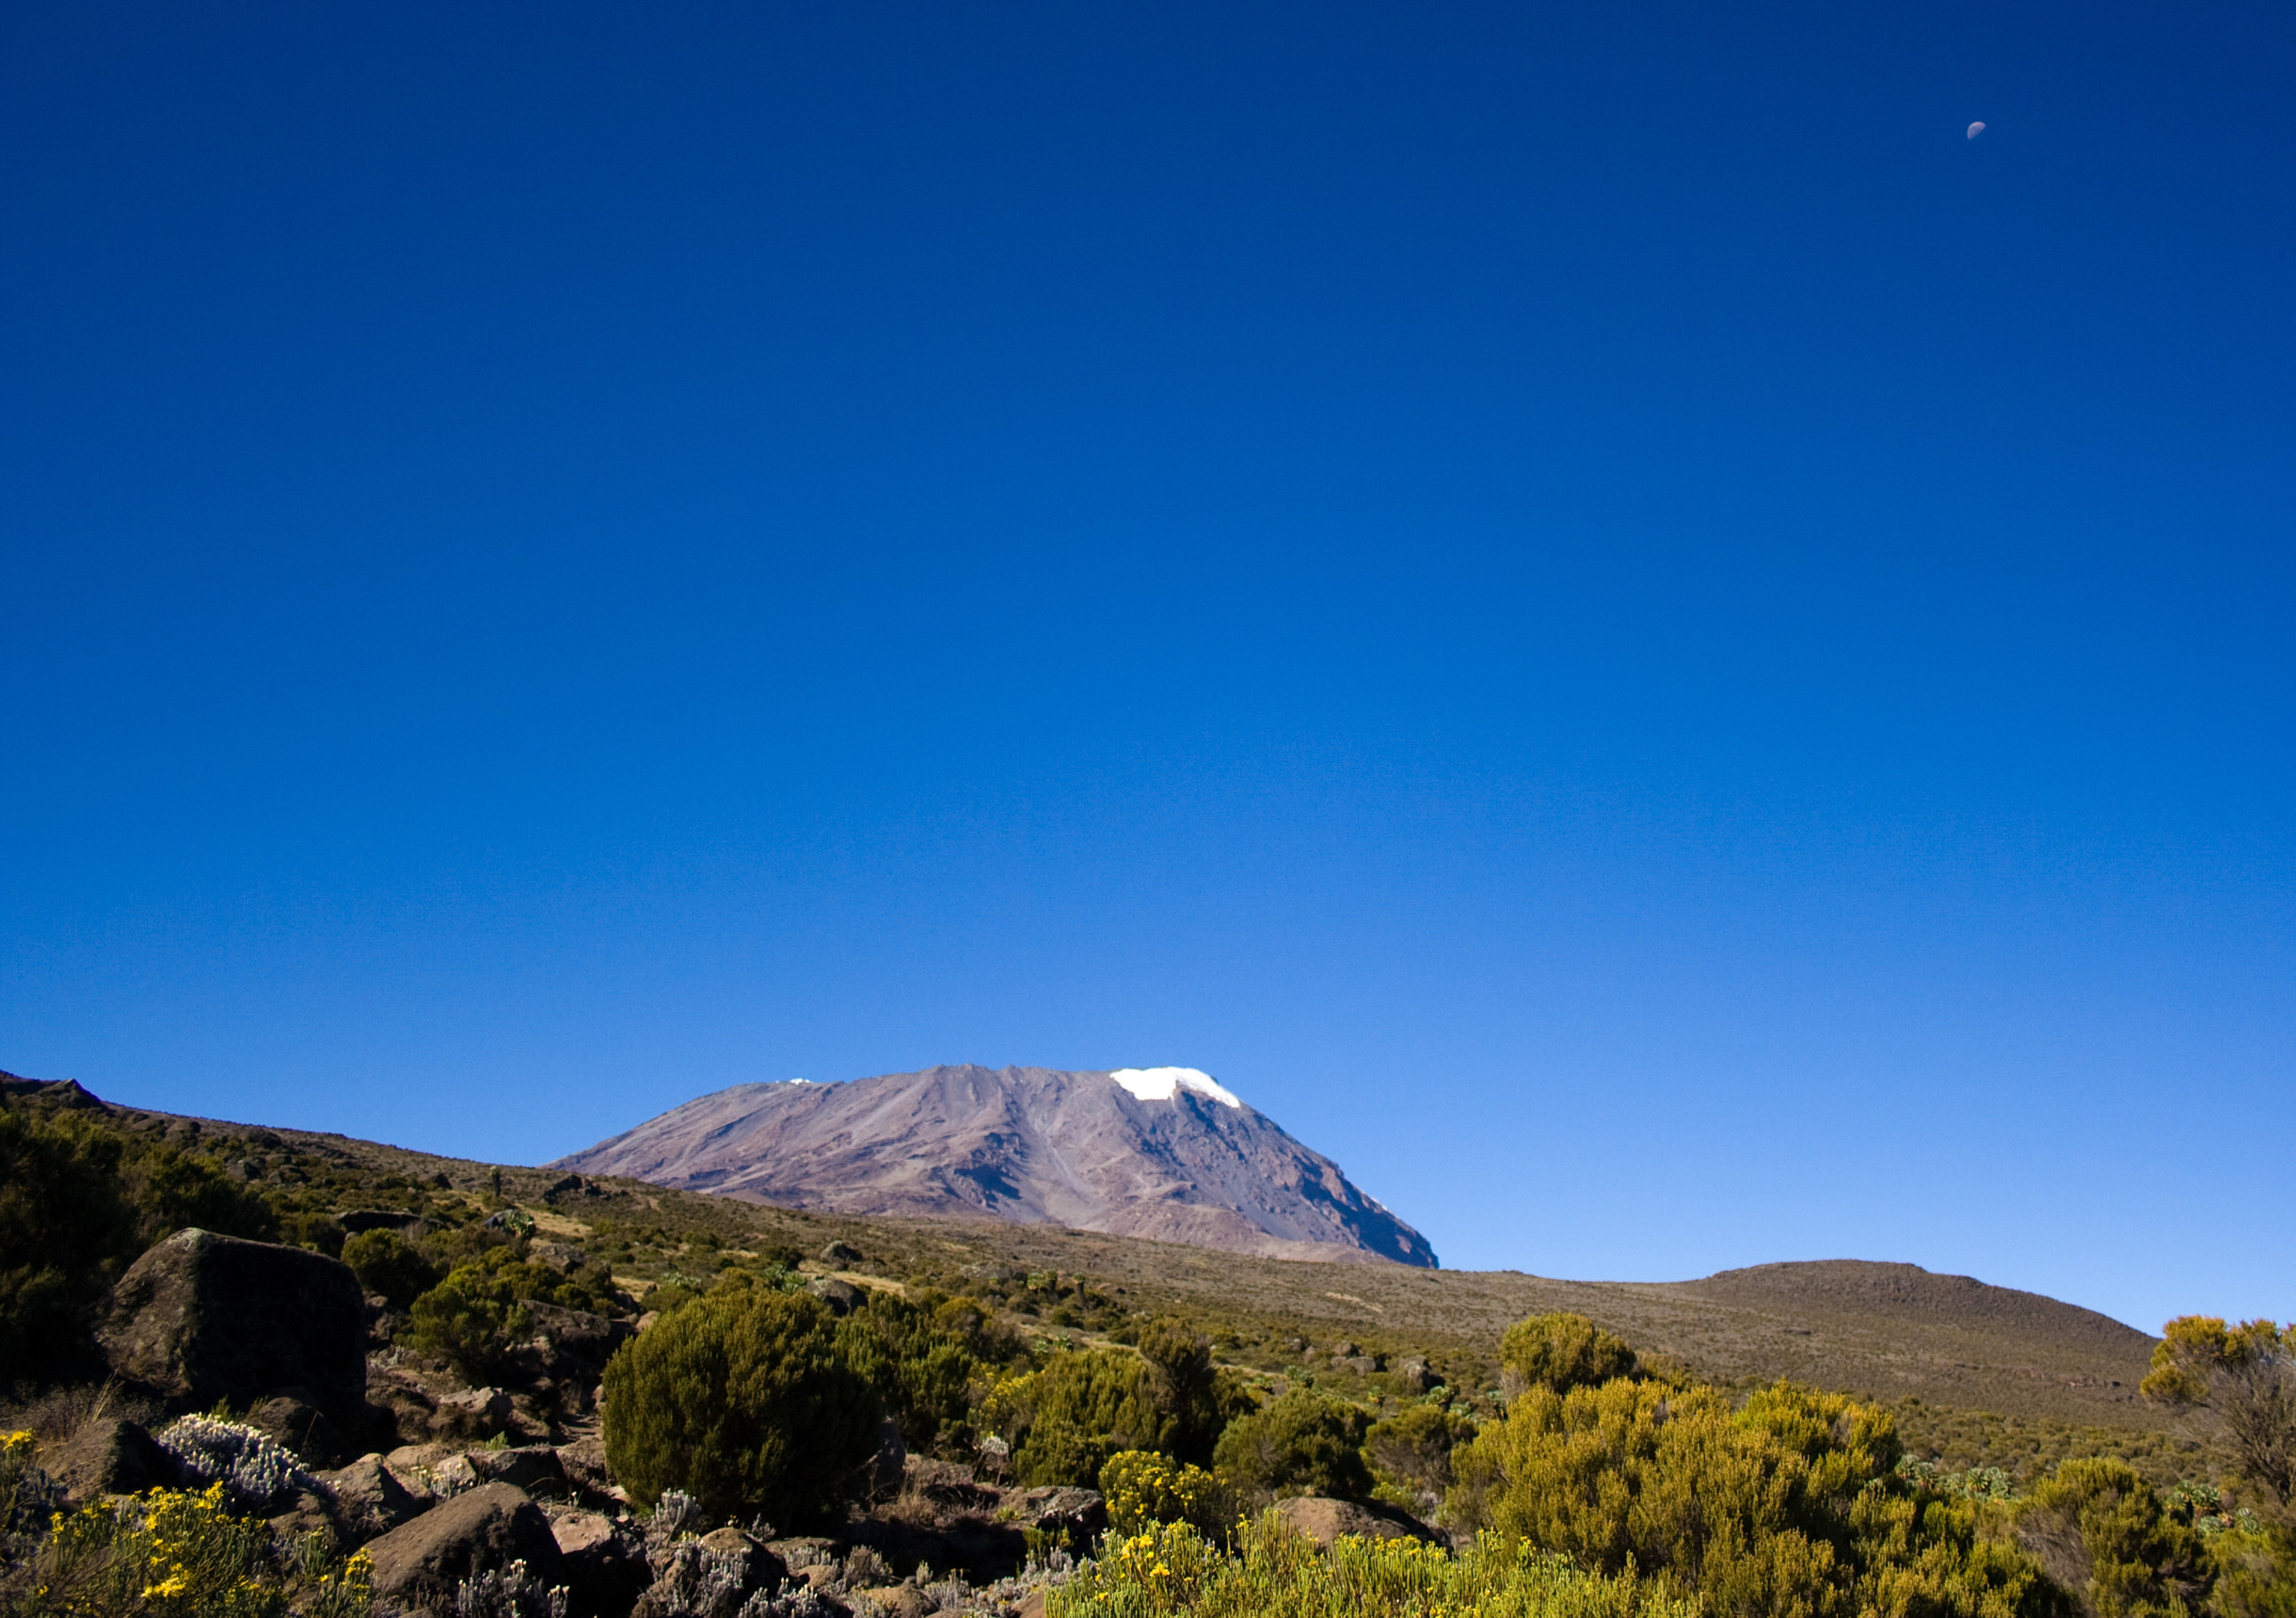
[1212,1388,1373,1509]
[1497,1312,1638,1401]
[600,1276,882,1530]
[984,1349,1173,1488]
[407,1245,622,1382]
[1364,1401,1478,1515]
[2018,1458,2212,1618]
[1451,1373,2059,1618]
[1099,1450,1228,1538]
[340,1229,441,1312]
[834,1289,983,1453]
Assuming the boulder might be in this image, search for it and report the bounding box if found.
[549,1507,650,1618]
[247,1391,351,1468]
[44,1418,179,1501]
[1012,1486,1107,1540]
[1395,1356,1434,1394]
[635,1530,785,1617]
[820,1242,865,1266]
[433,1385,514,1439]
[315,1453,426,1544]
[363,1482,563,1609]
[805,1277,865,1315]
[96,1229,365,1430]
[523,1302,636,1376]
[1270,1496,1440,1547]
[339,1209,426,1237]
[466,1445,569,1498]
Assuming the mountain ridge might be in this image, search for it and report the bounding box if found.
[552,1063,1440,1268]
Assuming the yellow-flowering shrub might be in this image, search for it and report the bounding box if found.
[1047,1514,1698,1618]
[25,1482,371,1618]
[1100,1450,1227,1537]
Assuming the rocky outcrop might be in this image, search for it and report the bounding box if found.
[362,1482,562,1609]
[554,1065,1437,1267]
[96,1229,367,1430]
[43,1418,179,1500]
[1270,1495,1441,1547]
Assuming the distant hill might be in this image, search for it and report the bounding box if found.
[551,1064,1440,1268]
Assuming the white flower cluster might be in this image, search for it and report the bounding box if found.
[454,1558,569,1618]
[154,1416,315,1510]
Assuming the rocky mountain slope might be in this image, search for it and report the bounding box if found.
[551,1064,1439,1268]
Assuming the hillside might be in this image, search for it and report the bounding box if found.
[2,1070,2208,1485]
[552,1064,1439,1267]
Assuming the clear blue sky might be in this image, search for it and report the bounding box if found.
[3,1,2288,1335]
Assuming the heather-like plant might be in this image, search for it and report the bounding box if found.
[601,1276,881,1530]
[1497,1312,1638,1401]
[985,1349,1172,1488]
[1211,1389,1372,1510]
[155,1416,315,1512]
[341,1228,441,1311]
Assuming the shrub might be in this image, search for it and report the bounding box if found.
[985,1349,1172,1488]
[154,1416,316,1513]
[0,1106,140,1386]
[1497,1313,1638,1401]
[2019,1457,2211,1618]
[600,1277,881,1530]
[1364,1402,1477,1514]
[409,1246,619,1382]
[341,1229,441,1312]
[1212,1389,1373,1509]
[1047,1514,1699,1618]
[1100,1450,1228,1537]
[23,1483,373,1618]
[834,1289,981,1452]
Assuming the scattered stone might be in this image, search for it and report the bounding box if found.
[1339,1354,1379,1376]
[362,1481,564,1610]
[338,1209,426,1237]
[1270,1495,1440,1547]
[805,1277,865,1316]
[1012,1487,1106,1539]
[44,1418,179,1501]
[549,1506,650,1618]
[766,1537,843,1571]
[524,1303,636,1376]
[821,1242,865,1266]
[434,1385,514,1439]
[246,1392,351,1468]
[96,1229,367,1430]
[530,1241,588,1272]
[467,1444,570,1498]
[316,1452,425,1543]
[1395,1356,1434,1393]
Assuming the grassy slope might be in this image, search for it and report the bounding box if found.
[19,1076,2224,1490]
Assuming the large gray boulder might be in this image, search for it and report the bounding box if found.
[1270,1495,1441,1547]
[44,1418,180,1501]
[97,1229,366,1430]
[363,1482,562,1609]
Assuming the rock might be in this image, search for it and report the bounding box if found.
[549,1507,650,1618]
[530,1242,588,1272]
[339,1209,426,1237]
[765,1537,844,1571]
[523,1303,636,1374]
[1014,1591,1047,1618]
[542,1174,586,1200]
[1012,1487,1107,1539]
[821,1242,865,1266]
[1339,1355,1378,1377]
[433,1386,514,1439]
[636,1530,787,1618]
[857,1588,933,1618]
[96,1229,366,1430]
[467,1445,570,1498]
[1270,1496,1439,1548]
[363,1482,563,1610]
[1395,1357,1434,1394]
[805,1277,865,1315]
[554,1435,616,1500]
[316,1453,425,1543]
[44,1418,179,1500]
[247,1392,351,1468]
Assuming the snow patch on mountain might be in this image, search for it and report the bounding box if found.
[1108,1066,1242,1109]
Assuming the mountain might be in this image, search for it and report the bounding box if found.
[551,1064,1439,1267]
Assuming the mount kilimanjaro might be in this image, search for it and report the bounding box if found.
[552,1064,1438,1267]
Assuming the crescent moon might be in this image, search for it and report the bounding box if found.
[1967,120,1986,138]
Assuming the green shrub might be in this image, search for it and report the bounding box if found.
[407,1245,620,1382]
[1497,1312,1638,1400]
[1047,1514,1698,1618]
[1100,1449,1228,1537]
[986,1349,1172,1488]
[2018,1458,2211,1618]
[20,1482,372,1618]
[1364,1401,1477,1514]
[1212,1388,1373,1508]
[600,1276,882,1530]
[1451,1375,2055,1618]
[340,1230,441,1312]
[834,1289,981,1452]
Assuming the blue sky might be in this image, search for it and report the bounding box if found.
[3,0,2288,1334]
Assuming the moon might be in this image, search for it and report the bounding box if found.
[1967,120,1986,139]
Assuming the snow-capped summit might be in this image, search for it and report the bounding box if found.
[1108,1066,1242,1108]
[552,1063,1436,1267]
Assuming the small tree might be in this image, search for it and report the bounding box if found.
[2143,1317,2295,1508]
[983,1349,1168,1487]
[1497,1311,1637,1401]
[602,1278,881,1530]
[342,1230,441,1313]
[1211,1388,1373,1507]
